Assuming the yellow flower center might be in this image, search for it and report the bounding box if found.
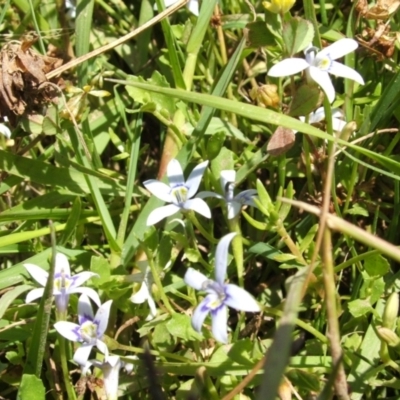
[80,320,98,343]
[171,186,188,204]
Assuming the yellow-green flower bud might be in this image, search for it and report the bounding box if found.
[383,292,399,329]
[250,84,279,109]
[377,326,400,348]
[262,0,296,14]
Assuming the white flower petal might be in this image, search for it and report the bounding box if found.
[54,321,82,342]
[332,117,346,132]
[147,204,180,225]
[227,201,242,219]
[70,271,98,290]
[308,66,335,103]
[78,294,94,324]
[146,292,157,320]
[234,190,258,206]
[192,298,210,332]
[167,159,185,186]
[72,287,101,307]
[196,191,224,200]
[94,300,112,337]
[186,160,209,198]
[211,306,228,343]
[55,253,71,275]
[0,123,11,138]
[318,38,358,61]
[183,198,211,218]
[95,339,109,358]
[224,284,261,312]
[24,264,48,287]
[73,344,93,366]
[184,268,208,290]
[220,170,236,192]
[25,288,45,303]
[215,233,237,284]
[268,58,309,77]
[143,180,173,203]
[309,107,326,124]
[102,355,121,400]
[328,61,365,85]
[131,282,150,304]
[188,0,199,15]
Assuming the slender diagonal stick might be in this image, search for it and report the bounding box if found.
[46,0,189,80]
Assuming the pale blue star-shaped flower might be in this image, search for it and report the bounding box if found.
[184,233,260,343]
[24,253,100,314]
[54,294,112,366]
[155,0,199,16]
[143,159,211,225]
[197,170,258,219]
[268,38,364,103]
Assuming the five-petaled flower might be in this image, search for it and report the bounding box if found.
[198,170,258,219]
[156,0,199,16]
[143,159,211,225]
[299,107,346,133]
[184,233,260,343]
[54,294,112,366]
[268,38,364,103]
[24,253,100,314]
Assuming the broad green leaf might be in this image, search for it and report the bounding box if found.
[289,84,320,117]
[283,17,314,55]
[348,299,374,318]
[0,285,31,319]
[166,314,203,341]
[364,254,390,277]
[17,374,45,400]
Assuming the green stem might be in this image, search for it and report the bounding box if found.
[58,334,77,400]
[186,212,218,244]
[228,218,244,287]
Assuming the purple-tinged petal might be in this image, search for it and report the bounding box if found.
[94,300,112,337]
[184,268,208,290]
[73,344,93,366]
[224,284,260,312]
[143,180,173,203]
[70,271,98,290]
[268,58,309,77]
[54,292,69,314]
[211,306,228,343]
[186,160,209,198]
[192,297,211,332]
[78,294,94,325]
[308,66,335,103]
[234,190,258,206]
[328,61,364,85]
[147,204,180,225]
[25,288,45,303]
[54,321,82,342]
[227,201,242,219]
[72,287,101,307]
[24,264,48,287]
[167,159,185,186]
[55,253,71,276]
[183,198,211,218]
[318,38,358,61]
[214,233,237,284]
[196,191,223,200]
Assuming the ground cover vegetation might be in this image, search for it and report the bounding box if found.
[1,0,400,398]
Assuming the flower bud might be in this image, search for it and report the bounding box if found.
[337,121,357,141]
[377,326,400,347]
[250,84,279,109]
[262,0,296,14]
[382,292,399,329]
